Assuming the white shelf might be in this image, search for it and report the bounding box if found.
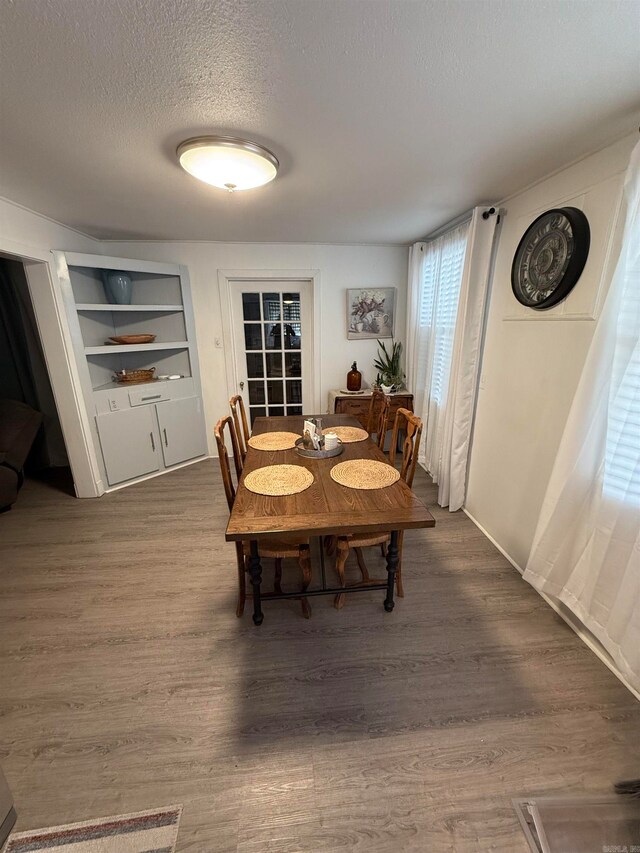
[85,342,189,355]
[76,304,183,312]
[93,377,189,392]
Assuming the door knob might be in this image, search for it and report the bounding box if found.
[239,381,245,390]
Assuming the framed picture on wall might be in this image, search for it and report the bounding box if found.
[347,288,396,340]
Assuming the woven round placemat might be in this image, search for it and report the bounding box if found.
[330,459,400,490]
[323,426,369,443]
[248,431,300,451]
[244,464,314,496]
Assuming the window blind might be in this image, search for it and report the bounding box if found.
[416,221,470,472]
[604,242,640,505]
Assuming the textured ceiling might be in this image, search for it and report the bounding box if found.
[0,0,638,244]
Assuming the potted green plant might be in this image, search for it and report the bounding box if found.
[373,338,405,392]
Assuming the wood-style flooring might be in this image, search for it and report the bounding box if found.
[1,461,639,852]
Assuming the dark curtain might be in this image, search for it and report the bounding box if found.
[0,260,39,408]
[0,259,48,469]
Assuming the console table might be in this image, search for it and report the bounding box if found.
[328,388,414,430]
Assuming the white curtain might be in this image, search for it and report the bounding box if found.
[406,207,498,510]
[523,140,640,693]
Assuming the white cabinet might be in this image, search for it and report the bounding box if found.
[156,397,207,468]
[96,407,160,486]
[96,394,207,486]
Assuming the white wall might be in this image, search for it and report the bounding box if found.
[0,197,98,260]
[1,196,407,467]
[103,241,408,451]
[465,132,636,570]
[0,198,104,496]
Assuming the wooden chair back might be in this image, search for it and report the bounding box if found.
[229,395,250,461]
[366,389,387,435]
[375,394,391,450]
[389,408,423,487]
[214,415,242,512]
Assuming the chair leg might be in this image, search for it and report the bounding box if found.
[354,547,370,581]
[324,535,336,555]
[274,557,283,594]
[380,542,387,558]
[236,553,247,618]
[298,547,312,619]
[334,538,349,609]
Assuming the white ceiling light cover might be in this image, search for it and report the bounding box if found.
[177,136,279,191]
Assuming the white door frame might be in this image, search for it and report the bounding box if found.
[0,237,102,497]
[218,269,322,413]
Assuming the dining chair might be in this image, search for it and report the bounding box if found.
[324,393,390,558]
[215,415,313,618]
[366,389,388,446]
[334,407,423,606]
[374,393,391,450]
[229,394,250,462]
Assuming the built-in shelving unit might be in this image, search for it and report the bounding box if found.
[60,263,192,388]
[55,251,207,493]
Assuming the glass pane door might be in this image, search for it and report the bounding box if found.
[237,287,307,426]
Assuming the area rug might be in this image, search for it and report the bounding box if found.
[3,805,182,852]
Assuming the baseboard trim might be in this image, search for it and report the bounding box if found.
[536,591,640,702]
[462,507,640,703]
[104,454,213,494]
[462,507,525,574]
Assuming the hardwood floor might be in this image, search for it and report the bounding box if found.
[1,461,639,852]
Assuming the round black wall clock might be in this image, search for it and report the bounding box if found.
[511,207,590,309]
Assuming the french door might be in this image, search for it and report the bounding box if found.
[230,280,313,426]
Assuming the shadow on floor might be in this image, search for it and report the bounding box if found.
[229,467,543,753]
[26,465,75,498]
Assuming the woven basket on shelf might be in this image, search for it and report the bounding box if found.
[113,368,156,384]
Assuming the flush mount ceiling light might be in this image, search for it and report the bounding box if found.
[176,136,279,192]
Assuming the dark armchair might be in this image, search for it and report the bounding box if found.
[0,399,43,511]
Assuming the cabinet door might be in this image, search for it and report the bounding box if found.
[96,407,160,486]
[388,394,414,417]
[155,397,207,468]
[335,397,370,430]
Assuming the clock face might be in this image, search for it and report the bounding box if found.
[511,207,590,309]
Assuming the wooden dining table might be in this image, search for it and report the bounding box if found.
[225,414,435,624]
